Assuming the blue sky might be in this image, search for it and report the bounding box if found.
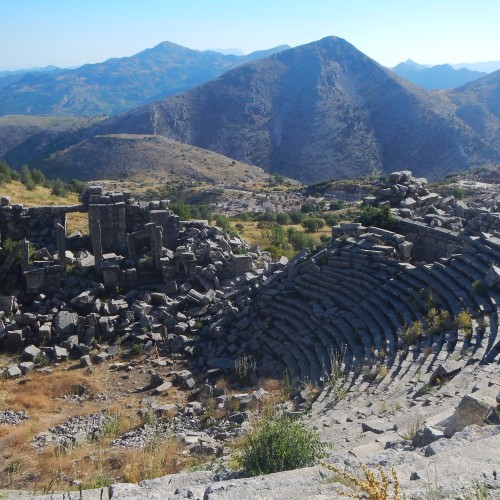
[2,0,500,70]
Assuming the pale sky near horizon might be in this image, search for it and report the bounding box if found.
[1,0,499,71]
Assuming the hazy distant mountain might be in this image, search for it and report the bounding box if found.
[0,65,61,79]
[0,42,289,116]
[75,36,499,182]
[451,61,500,73]
[392,60,486,89]
[213,48,245,56]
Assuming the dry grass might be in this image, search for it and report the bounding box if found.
[0,356,196,491]
[259,377,282,392]
[122,436,185,483]
[2,181,79,207]
[67,212,89,235]
[238,221,331,249]
[0,366,104,412]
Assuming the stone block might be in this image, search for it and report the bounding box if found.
[53,311,79,337]
[23,344,42,361]
[444,393,496,437]
[6,365,22,379]
[0,296,16,313]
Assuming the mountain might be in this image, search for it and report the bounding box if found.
[0,115,104,165]
[39,134,269,184]
[451,61,500,73]
[392,61,486,89]
[88,36,498,183]
[446,69,500,147]
[0,65,61,79]
[0,42,289,116]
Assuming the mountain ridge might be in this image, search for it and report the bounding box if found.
[391,61,486,89]
[88,36,499,182]
[0,41,289,116]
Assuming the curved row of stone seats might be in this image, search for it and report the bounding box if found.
[246,229,500,397]
[261,298,347,383]
[255,289,362,385]
[298,265,402,353]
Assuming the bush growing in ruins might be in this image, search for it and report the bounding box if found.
[456,310,473,337]
[170,201,192,220]
[237,414,326,476]
[358,206,396,230]
[215,215,237,236]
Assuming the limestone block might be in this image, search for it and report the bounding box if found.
[444,393,496,437]
[6,364,22,379]
[23,344,42,361]
[53,310,79,337]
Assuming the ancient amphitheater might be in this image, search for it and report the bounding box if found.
[1,171,499,499]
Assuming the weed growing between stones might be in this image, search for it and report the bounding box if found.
[472,279,488,297]
[234,353,256,385]
[236,414,327,476]
[322,463,407,499]
[401,416,423,441]
[323,346,346,404]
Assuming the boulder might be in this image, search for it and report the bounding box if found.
[53,311,79,337]
[444,393,496,437]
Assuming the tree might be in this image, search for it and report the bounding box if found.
[262,224,289,248]
[19,165,33,186]
[302,217,325,233]
[289,210,305,224]
[300,203,317,214]
[51,178,67,196]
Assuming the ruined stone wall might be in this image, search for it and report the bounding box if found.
[395,218,463,262]
[88,197,128,255]
[463,211,500,236]
[0,201,83,249]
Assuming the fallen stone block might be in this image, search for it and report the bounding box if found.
[444,393,496,437]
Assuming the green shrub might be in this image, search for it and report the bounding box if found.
[300,203,317,214]
[358,206,396,230]
[322,213,339,226]
[329,200,346,211]
[287,228,318,252]
[237,414,326,476]
[0,161,16,185]
[215,215,237,236]
[456,309,473,337]
[276,212,291,225]
[289,210,305,224]
[472,279,487,297]
[452,187,465,199]
[69,178,86,194]
[170,201,192,220]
